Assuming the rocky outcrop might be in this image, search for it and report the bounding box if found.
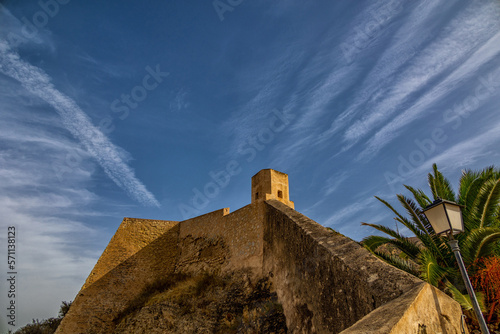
[112,271,287,334]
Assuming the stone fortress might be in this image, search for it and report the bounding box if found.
[56,169,467,333]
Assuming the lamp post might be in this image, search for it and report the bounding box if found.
[423,199,490,334]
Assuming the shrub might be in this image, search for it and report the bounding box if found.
[14,301,72,334]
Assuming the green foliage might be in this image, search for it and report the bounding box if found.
[14,301,72,334]
[445,281,486,312]
[58,301,71,318]
[362,164,500,317]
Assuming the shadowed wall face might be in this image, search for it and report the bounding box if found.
[262,200,424,333]
[82,218,180,289]
[55,222,181,334]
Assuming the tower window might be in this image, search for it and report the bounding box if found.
[277,190,283,198]
[255,192,259,200]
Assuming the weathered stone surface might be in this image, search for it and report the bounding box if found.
[56,205,267,333]
[339,283,469,334]
[179,205,265,276]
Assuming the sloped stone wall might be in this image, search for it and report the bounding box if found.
[262,200,460,333]
[55,221,181,334]
[82,218,179,289]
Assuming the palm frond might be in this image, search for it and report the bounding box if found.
[361,222,401,240]
[429,173,438,200]
[365,247,420,277]
[375,196,407,222]
[361,234,421,260]
[429,163,456,201]
[364,164,500,292]
[460,227,500,264]
[393,216,422,237]
[397,194,431,235]
[460,172,487,231]
[404,185,431,209]
[479,178,500,228]
[395,194,452,265]
[469,174,500,230]
[362,235,393,251]
[419,249,451,286]
[458,168,486,207]
[445,281,486,312]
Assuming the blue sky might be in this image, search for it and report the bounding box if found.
[1,0,500,330]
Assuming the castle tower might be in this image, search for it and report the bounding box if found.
[251,169,294,209]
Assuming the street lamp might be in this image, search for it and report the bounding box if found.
[423,199,490,334]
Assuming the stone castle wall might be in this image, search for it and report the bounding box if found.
[56,169,467,333]
[178,205,265,276]
[56,205,268,334]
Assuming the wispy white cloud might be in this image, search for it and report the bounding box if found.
[0,3,57,53]
[413,120,500,176]
[359,30,500,160]
[169,88,191,112]
[343,1,499,148]
[356,1,500,158]
[221,2,397,164]
[0,199,103,329]
[268,0,500,169]
[322,196,376,227]
[221,46,305,156]
[74,51,132,81]
[293,0,415,144]
[322,171,350,196]
[379,118,500,188]
[0,88,107,329]
[259,1,449,165]
[0,40,160,207]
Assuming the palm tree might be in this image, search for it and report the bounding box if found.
[362,164,500,308]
